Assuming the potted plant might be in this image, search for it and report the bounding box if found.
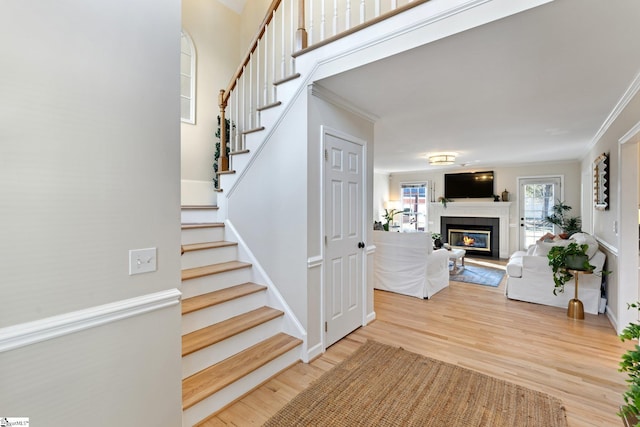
[544,200,582,238]
[382,208,403,231]
[437,196,451,208]
[547,242,594,295]
[619,303,640,426]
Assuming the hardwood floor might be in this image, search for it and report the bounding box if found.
[201,259,632,427]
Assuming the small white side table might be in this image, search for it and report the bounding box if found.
[448,248,466,274]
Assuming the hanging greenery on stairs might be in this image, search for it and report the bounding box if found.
[213,116,234,188]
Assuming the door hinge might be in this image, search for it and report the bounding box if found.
[325,321,328,332]
[324,235,327,245]
[324,149,328,161]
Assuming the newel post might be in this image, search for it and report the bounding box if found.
[295,0,308,51]
[218,89,229,173]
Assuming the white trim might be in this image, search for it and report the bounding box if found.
[366,311,377,325]
[0,289,181,353]
[366,244,376,255]
[310,83,379,123]
[619,120,640,145]
[180,29,196,125]
[307,255,323,268]
[596,236,618,256]
[306,342,324,361]
[589,70,640,151]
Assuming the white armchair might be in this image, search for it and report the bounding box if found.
[505,233,606,314]
[373,231,450,299]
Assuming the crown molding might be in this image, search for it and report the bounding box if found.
[590,70,640,149]
[310,83,379,123]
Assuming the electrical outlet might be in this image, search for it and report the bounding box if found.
[129,248,157,275]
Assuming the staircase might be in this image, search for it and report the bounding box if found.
[180,205,302,426]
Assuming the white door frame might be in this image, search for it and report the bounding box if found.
[321,125,368,350]
[617,122,640,332]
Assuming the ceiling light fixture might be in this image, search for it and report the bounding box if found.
[428,154,456,165]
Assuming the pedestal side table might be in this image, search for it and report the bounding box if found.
[566,268,592,320]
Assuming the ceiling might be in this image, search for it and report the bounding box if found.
[317,0,640,173]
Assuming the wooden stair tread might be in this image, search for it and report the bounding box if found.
[182,282,266,315]
[182,333,302,409]
[257,101,282,111]
[181,205,219,210]
[182,307,283,356]
[216,170,236,176]
[182,261,251,281]
[273,73,301,85]
[181,222,224,230]
[181,241,237,252]
[241,126,265,135]
[229,149,250,156]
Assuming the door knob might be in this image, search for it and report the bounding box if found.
[358,241,365,249]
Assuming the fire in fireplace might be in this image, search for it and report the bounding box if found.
[448,228,491,252]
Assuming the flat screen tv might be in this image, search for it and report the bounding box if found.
[444,171,494,199]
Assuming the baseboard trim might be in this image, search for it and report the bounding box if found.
[0,288,182,353]
[306,342,324,362]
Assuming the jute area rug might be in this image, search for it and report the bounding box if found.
[263,341,567,427]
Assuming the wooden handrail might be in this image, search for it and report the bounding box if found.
[293,0,430,58]
[221,0,283,104]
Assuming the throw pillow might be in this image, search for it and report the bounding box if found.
[532,239,572,257]
[569,232,599,259]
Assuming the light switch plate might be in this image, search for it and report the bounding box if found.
[129,248,157,275]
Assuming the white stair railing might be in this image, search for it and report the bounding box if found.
[217,0,428,186]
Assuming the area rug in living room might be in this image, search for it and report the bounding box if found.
[263,341,567,427]
[450,264,505,287]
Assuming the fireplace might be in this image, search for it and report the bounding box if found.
[441,216,500,258]
[448,229,491,253]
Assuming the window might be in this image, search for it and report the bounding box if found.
[181,30,196,124]
[400,183,427,231]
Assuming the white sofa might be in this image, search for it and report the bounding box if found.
[373,231,450,299]
[505,233,606,314]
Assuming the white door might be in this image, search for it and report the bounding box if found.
[324,132,364,347]
[518,177,562,249]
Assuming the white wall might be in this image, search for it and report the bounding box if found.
[0,0,182,424]
[386,161,581,254]
[373,172,390,223]
[181,0,241,204]
[583,88,640,333]
[227,90,310,327]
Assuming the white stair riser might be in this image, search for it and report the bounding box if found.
[181,269,253,299]
[229,154,250,174]
[181,246,238,270]
[257,106,280,129]
[219,174,238,193]
[181,292,266,335]
[273,78,298,106]
[182,345,301,427]
[243,131,264,154]
[181,227,225,245]
[182,316,284,379]
[181,209,218,224]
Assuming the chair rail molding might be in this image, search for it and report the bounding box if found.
[0,289,182,353]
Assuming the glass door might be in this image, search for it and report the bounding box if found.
[400,183,427,232]
[518,177,562,249]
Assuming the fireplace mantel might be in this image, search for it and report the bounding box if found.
[429,202,512,258]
